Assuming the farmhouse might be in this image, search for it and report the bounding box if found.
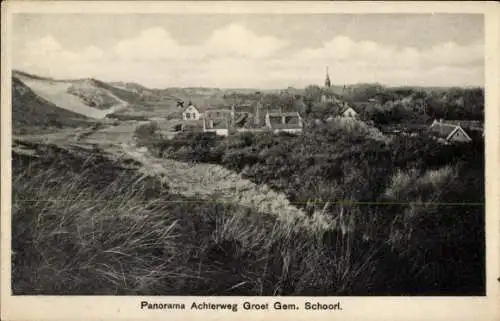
[203,117,229,136]
[428,119,472,144]
[265,111,303,134]
[204,108,233,121]
[324,103,361,122]
[340,104,359,118]
[182,103,204,120]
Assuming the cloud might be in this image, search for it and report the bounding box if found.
[13,26,484,88]
[112,24,287,61]
[293,36,483,70]
[205,23,288,59]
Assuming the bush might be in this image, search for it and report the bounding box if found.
[134,121,161,147]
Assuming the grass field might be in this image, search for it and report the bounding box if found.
[12,140,389,295]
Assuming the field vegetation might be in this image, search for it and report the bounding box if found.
[138,113,485,295]
[12,142,404,295]
[12,77,485,295]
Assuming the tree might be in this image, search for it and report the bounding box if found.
[304,85,323,103]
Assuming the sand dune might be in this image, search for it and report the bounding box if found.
[14,73,128,119]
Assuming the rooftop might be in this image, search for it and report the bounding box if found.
[428,121,461,139]
[204,118,229,130]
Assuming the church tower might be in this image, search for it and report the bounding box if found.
[324,66,331,88]
[321,66,334,103]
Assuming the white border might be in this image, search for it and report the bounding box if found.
[1,2,499,321]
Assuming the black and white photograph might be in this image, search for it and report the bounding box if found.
[2,3,499,318]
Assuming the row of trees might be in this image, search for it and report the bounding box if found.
[282,84,485,123]
[203,83,483,126]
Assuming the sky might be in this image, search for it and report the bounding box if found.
[11,14,484,89]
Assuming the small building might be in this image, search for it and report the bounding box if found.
[265,111,303,134]
[182,104,204,121]
[324,103,360,121]
[321,93,337,103]
[203,117,229,136]
[204,108,233,121]
[428,119,473,144]
[340,105,359,118]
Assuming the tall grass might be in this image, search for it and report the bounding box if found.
[12,145,393,295]
[136,126,485,295]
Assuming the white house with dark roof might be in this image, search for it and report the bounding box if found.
[265,111,303,134]
[340,104,359,118]
[428,119,472,143]
[182,103,204,120]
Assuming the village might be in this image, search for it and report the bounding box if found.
[8,9,489,305]
[166,68,481,145]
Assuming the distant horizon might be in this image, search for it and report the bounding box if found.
[12,14,484,89]
[13,68,484,92]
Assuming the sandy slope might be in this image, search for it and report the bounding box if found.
[15,74,128,119]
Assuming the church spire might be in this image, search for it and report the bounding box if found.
[324,66,331,88]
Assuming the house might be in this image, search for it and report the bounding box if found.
[203,117,229,136]
[428,119,473,143]
[444,120,484,140]
[321,93,337,103]
[324,102,360,120]
[321,89,341,104]
[204,108,233,121]
[265,111,303,134]
[340,105,359,118]
[182,104,204,120]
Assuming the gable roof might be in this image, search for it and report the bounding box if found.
[204,108,232,119]
[266,111,302,129]
[447,126,473,142]
[429,120,472,142]
[182,104,205,113]
[204,117,229,129]
[340,106,359,115]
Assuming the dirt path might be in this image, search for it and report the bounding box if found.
[15,124,331,227]
[118,143,308,222]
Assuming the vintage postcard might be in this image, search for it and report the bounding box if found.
[1,1,499,320]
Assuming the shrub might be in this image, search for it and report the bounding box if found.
[133,121,161,147]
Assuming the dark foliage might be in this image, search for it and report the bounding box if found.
[145,116,485,295]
